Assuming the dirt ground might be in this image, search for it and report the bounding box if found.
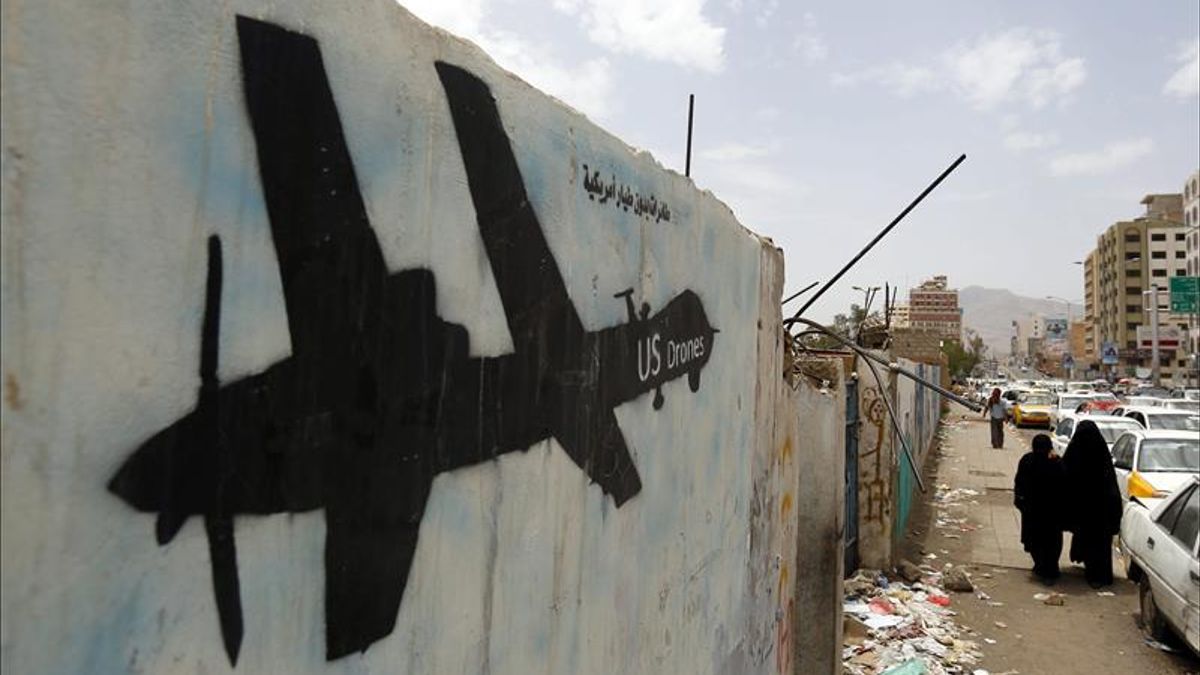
[896,408,1199,675]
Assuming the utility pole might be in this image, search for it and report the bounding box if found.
[1150,284,1161,387]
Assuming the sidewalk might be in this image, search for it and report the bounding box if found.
[896,404,1199,675]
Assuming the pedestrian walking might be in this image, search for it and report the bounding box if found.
[1014,434,1065,583]
[1062,420,1122,588]
[983,388,1006,448]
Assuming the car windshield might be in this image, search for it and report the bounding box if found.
[1059,396,1090,409]
[1148,415,1200,432]
[1162,400,1200,413]
[1138,438,1200,472]
[1094,421,1143,443]
[1024,394,1054,405]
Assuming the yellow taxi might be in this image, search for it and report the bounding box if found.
[1012,390,1055,429]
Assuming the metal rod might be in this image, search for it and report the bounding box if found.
[793,154,966,318]
[782,280,821,306]
[785,316,982,413]
[786,326,925,493]
[685,94,694,177]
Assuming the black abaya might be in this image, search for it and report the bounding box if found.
[1062,420,1123,587]
[1014,450,1065,579]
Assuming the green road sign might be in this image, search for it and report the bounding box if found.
[1169,276,1199,313]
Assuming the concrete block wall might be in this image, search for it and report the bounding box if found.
[852,355,942,570]
[0,2,814,673]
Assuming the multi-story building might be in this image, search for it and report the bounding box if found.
[1082,249,1099,367]
[1184,170,1200,384]
[905,275,962,342]
[1085,193,1190,384]
[890,304,911,329]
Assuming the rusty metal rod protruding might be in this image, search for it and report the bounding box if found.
[792,153,966,318]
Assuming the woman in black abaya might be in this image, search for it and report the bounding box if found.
[1014,434,1065,582]
[1062,420,1123,587]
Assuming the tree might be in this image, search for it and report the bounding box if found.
[942,328,988,378]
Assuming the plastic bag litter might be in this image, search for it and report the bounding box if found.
[842,568,984,675]
[881,658,929,675]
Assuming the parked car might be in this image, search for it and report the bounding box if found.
[1053,393,1094,425]
[1050,413,1144,456]
[1012,390,1055,428]
[1161,399,1200,414]
[1131,385,1174,399]
[1001,388,1030,419]
[1115,407,1200,433]
[1124,396,1168,408]
[1118,477,1199,655]
[1109,430,1200,504]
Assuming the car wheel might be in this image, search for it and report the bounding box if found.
[1139,575,1168,641]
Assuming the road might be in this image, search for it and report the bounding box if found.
[897,404,1199,675]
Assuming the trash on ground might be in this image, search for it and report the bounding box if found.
[942,567,974,593]
[842,568,984,675]
[1094,591,1115,597]
[1143,638,1178,653]
[993,621,1007,629]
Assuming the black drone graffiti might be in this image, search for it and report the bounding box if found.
[108,16,717,665]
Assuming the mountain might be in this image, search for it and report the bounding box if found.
[957,286,1083,357]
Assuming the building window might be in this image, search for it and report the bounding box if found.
[1177,250,1187,258]
[1126,230,1141,242]
[1126,252,1140,261]
[1177,233,1187,241]
[1125,305,1140,313]
[1151,233,1166,242]
[1126,287,1142,295]
[1177,269,1187,276]
[1152,269,1167,277]
[1127,322,1138,331]
[1152,251,1167,259]
[1128,269,1141,277]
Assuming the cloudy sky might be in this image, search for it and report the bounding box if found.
[399,0,1199,321]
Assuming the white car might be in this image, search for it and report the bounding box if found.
[1109,430,1200,504]
[1052,393,1095,426]
[1050,413,1144,456]
[1114,406,1200,433]
[1162,399,1200,414]
[1124,396,1168,408]
[1119,477,1200,655]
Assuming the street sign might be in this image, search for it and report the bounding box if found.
[1101,342,1119,365]
[1170,276,1199,314]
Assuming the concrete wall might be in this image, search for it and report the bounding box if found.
[790,368,846,675]
[1,2,804,673]
[852,355,942,570]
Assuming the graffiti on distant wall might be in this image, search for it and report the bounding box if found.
[107,16,717,666]
[859,384,890,523]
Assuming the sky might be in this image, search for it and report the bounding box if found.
[398,0,1199,322]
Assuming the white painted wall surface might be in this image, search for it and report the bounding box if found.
[0,2,793,674]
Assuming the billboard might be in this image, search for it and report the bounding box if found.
[1044,318,1068,342]
[1136,325,1185,349]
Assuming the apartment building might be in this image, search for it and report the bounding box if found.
[1085,194,1190,384]
[1184,170,1200,381]
[905,275,962,342]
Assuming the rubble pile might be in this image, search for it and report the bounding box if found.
[842,568,984,675]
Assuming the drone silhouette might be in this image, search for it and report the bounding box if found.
[108,16,717,665]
